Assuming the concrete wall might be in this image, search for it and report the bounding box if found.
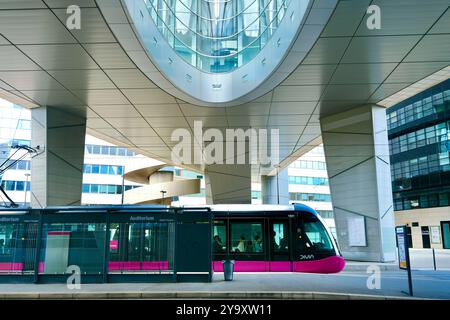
[321,105,396,262]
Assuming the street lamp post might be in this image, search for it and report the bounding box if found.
[121,166,125,205]
[160,190,167,204]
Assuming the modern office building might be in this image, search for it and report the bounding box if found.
[387,79,450,249]
[0,1,449,262]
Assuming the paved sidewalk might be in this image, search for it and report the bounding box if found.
[0,270,449,299]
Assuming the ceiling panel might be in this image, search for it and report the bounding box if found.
[72,89,129,105]
[283,64,336,86]
[19,44,99,70]
[404,35,450,62]
[267,126,305,135]
[145,117,190,128]
[180,103,227,116]
[226,103,270,116]
[429,8,450,34]
[368,83,410,102]
[44,0,97,7]
[153,127,192,137]
[118,127,158,137]
[127,136,166,147]
[330,63,397,84]
[342,36,421,63]
[272,85,325,102]
[186,116,228,128]
[90,105,141,118]
[104,69,156,89]
[0,9,75,44]
[105,117,150,128]
[0,46,41,71]
[0,1,46,9]
[384,62,450,84]
[84,43,135,69]
[0,79,14,91]
[356,0,448,36]
[48,69,115,89]
[268,115,309,126]
[52,8,116,43]
[269,101,317,115]
[87,118,115,129]
[136,104,183,117]
[0,70,64,90]
[302,37,351,64]
[122,88,177,104]
[322,84,379,101]
[0,35,9,44]
[227,115,268,127]
[17,90,84,107]
[92,128,124,138]
[320,0,370,37]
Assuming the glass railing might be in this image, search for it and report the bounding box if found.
[144,0,291,73]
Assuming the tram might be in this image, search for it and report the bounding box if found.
[0,204,344,284]
[209,204,345,273]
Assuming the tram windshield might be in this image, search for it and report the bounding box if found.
[301,214,334,253]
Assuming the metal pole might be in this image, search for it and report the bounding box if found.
[276,166,279,205]
[432,248,437,271]
[405,237,413,296]
[161,190,167,204]
[24,173,30,206]
[121,166,125,205]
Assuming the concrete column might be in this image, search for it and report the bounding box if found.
[320,105,396,262]
[31,107,86,208]
[204,164,251,204]
[261,168,289,205]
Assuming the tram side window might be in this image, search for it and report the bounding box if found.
[212,221,226,254]
[0,224,15,255]
[272,223,289,252]
[230,222,263,253]
[302,216,333,252]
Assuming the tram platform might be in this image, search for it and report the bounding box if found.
[1,270,449,300]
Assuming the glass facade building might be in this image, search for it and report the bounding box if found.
[387,78,450,249]
[146,0,290,73]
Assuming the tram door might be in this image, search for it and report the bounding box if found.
[269,219,291,271]
[128,224,155,264]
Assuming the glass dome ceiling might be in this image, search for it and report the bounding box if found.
[145,0,291,73]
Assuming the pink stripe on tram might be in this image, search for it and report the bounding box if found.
[107,261,169,271]
[295,256,345,274]
[0,262,24,271]
[212,256,345,274]
[269,261,291,272]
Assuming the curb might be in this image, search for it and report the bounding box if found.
[0,291,422,300]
